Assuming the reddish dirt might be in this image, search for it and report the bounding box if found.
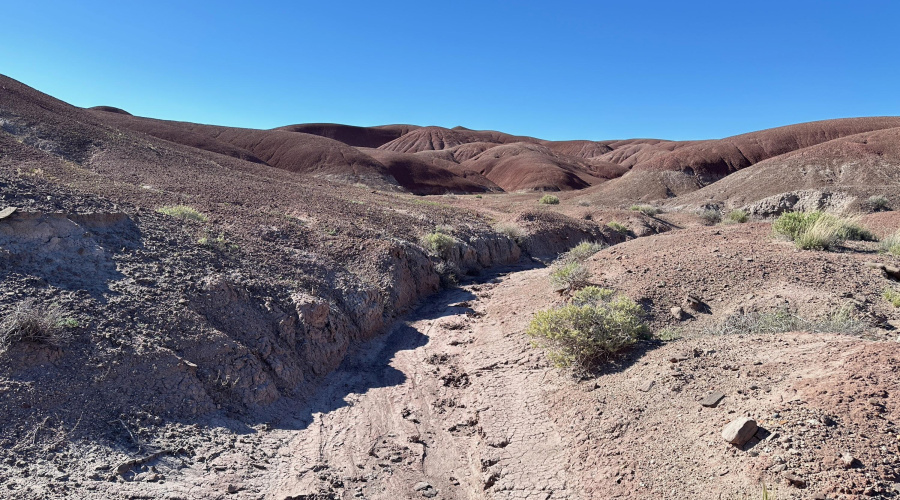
[4,73,900,499]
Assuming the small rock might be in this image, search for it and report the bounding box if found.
[700,391,726,408]
[840,453,856,469]
[770,464,787,473]
[722,417,758,446]
[227,484,240,494]
[638,380,655,393]
[670,306,685,320]
[413,482,432,491]
[782,472,806,488]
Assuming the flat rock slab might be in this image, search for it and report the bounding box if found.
[0,207,16,220]
[700,391,726,408]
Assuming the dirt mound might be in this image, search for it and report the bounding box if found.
[84,110,268,164]
[273,123,411,148]
[87,105,132,115]
[359,148,501,195]
[461,142,602,192]
[674,126,900,211]
[378,126,539,153]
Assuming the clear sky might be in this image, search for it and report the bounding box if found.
[4,1,900,141]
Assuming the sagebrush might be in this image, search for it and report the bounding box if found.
[606,221,627,233]
[884,288,900,308]
[527,289,646,372]
[868,195,890,211]
[880,230,900,256]
[550,262,591,292]
[703,304,865,336]
[697,209,721,225]
[494,222,526,242]
[539,194,560,205]
[558,241,605,264]
[725,209,749,223]
[421,231,457,257]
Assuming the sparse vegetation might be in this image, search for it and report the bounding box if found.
[725,209,749,223]
[570,286,615,306]
[577,200,591,207]
[868,195,890,211]
[197,233,238,251]
[0,299,76,349]
[697,208,721,225]
[494,222,526,242]
[880,230,900,256]
[704,304,865,336]
[558,241,605,264]
[773,211,875,250]
[434,261,461,287]
[606,221,628,233]
[527,290,646,372]
[157,205,207,222]
[629,204,661,216]
[884,287,900,308]
[474,194,483,199]
[421,231,457,257]
[656,326,682,341]
[549,261,591,293]
[538,194,560,205]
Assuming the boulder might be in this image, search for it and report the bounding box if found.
[721,417,758,445]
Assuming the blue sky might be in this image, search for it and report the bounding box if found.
[4,1,900,140]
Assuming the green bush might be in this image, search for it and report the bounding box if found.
[421,231,457,257]
[606,221,627,233]
[550,262,591,292]
[198,233,238,251]
[725,209,749,224]
[157,205,207,222]
[629,204,661,216]
[697,209,721,225]
[0,299,75,349]
[527,294,647,371]
[559,241,605,264]
[884,288,900,308]
[570,286,615,306]
[868,195,890,211]
[538,195,560,205]
[880,230,900,256]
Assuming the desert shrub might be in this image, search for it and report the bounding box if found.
[773,211,822,241]
[704,304,865,336]
[527,294,647,371]
[697,209,721,225]
[880,230,900,256]
[570,286,615,306]
[559,241,605,264]
[656,326,682,341]
[538,195,560,205]
[629,204,661,216]
[884,288,900,308]
[550,262,591,292]
[494,222,526,242]
[198,233,238,251]
[577,200,591,207]
[868,195,890,211]
[474,194,483,199]
[421,231,457,257]
[794,216,845,250]
[0,299,75,349]
[725,209,749,224]
[606,221,627,233]
[157,205,207,222]
[434,260,461,287]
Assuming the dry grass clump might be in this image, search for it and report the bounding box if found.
[884,288,900,308]
[697,208,721,225]
[880,230,900,256]
[868,195,890,211]
[527,287,646,372]
[703,304,865,336]
[538,194,560,205]
[156,205,207,222]
[773,211,875,250]
[0,299,76,349]
[629,204,661,216]
[606,221,627,233]
[724,209,749,224]
[494,222,526,242]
